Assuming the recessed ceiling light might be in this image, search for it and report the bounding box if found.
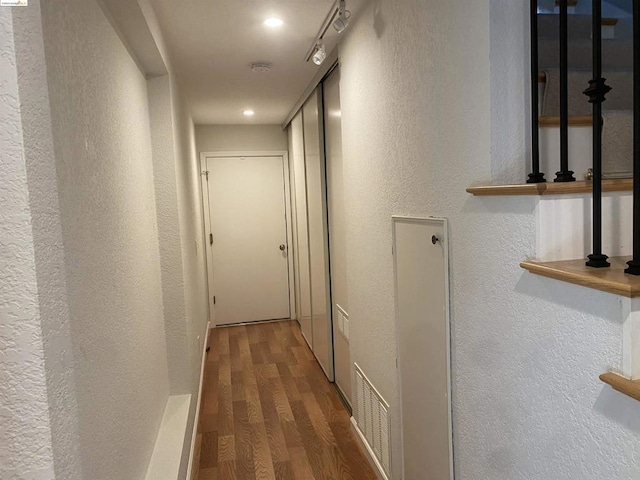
[264,17,283,27]
[243,110,255,117]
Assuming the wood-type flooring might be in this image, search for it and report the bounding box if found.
[192,320,378,480]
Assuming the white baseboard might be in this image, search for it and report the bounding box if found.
[350,416,390,480]
[185,322,211,480]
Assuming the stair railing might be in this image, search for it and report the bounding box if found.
[557,0,576,182]
[626,0,640,275]
[528,0,546,184]
[528,0,618,269]
[584,0,611,268]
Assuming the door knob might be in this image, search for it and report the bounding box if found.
[279,244,286,251]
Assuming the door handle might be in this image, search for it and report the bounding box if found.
[279,244,286,251]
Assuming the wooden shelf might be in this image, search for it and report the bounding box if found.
[600,372,640,401]
[466,179,632,196]
[520,256,640,297]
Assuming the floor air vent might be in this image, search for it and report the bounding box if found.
[354,363,391,477]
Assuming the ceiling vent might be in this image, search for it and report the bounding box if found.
[250,62,272,73]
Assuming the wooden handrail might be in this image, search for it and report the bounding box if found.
[600,372,640,401]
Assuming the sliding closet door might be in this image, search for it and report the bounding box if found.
[323,68,351,402]
[303,88,334,380]
[290,112,313,347]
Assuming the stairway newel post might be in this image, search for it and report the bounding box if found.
[555,0,576,182]
[528,0,546,183]
[626,0,640,275]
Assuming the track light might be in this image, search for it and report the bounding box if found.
[312,43,327,66]
[304,0,350,64]
[332,0,351,33]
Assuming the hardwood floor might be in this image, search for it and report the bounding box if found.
[192,320,377,480]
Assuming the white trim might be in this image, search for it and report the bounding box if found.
[199,155,216,326]
[350,417,389,480]
[185,322,211,480]
[145,394,192,480]
[391,216,455,480]
[199,151,296,326]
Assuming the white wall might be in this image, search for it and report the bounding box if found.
[38,1,171,478]
[148,75,191,396]
[171,79,209,477]
[339,1,640,479]
[11,3,84,477]
[141,1,210,473]
[6,1,209,479]
[195,124,287,153]
[0,7,56,479]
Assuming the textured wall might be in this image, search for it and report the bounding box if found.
[340,1,640,479]
[39,1,170,478]
[195,124,287,153]
[0,7,56,479]
[148,75,190,395]
[142,1,210,470]
[171,79,210,477]
[12,2,83,478]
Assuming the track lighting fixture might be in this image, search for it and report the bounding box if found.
[304,0,351,65]
[312,43,327,66]
[332,0,351,33]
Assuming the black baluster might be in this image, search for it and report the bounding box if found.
[528,0,546,183]
[626,0,640,275]
[584,0,611,268]
[555,0,576,182]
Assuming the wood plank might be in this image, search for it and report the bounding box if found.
[198,467,218,480]
[250,423,277,480]
[200,432,219,469]
[218,435,236,463]
[520,256,640,297]
[600,372,640,401]
[466,178,632,196]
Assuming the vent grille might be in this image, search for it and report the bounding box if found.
[354,363,391,476]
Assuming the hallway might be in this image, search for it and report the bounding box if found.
[192,321,377,480]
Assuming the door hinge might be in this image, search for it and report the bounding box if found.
[213,296,216,305]
[201,170,209,181]
[209,233,213,245]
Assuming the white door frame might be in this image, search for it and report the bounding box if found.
[199,151,296,327]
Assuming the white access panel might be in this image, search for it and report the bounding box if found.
[392,216,453,480]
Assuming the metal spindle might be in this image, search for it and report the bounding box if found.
[555,0,576,182]
[584,0,611,268]
[528,0,546,183]
[626,0,640,275]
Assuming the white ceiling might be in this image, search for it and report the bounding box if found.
[151,0,363,125]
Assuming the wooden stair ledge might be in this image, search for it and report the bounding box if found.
[539,115,593,127]
[520,256,640,297]
[600,372,640,402]
[466,179,632,196]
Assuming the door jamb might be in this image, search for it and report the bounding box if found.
[199,151,296,327]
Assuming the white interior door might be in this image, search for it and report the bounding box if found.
[207,155,291,326]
